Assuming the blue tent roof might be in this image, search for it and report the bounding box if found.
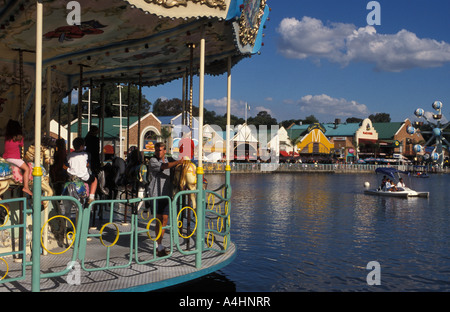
[375,167,410,178]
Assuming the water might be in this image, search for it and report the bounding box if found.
[171,173,450,292]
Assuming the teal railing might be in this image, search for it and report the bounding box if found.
[0,173,232,291]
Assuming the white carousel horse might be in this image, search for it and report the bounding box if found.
[0,144,54,207]
[173,157,197,209]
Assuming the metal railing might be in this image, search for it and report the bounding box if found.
[0,180,232,290]
[203,162,450,174]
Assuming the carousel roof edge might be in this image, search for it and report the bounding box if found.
[122,0,236,20]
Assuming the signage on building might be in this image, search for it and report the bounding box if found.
[307,123,326,133]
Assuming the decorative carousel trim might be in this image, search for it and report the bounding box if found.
[143,0,226,10]
[238,0,266,47]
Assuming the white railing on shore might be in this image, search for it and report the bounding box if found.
[203,162,450,174]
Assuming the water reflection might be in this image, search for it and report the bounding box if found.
[196,173,450,291]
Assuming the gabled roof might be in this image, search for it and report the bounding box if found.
[286,124,310,140]
[372,122,404,140]
[287,122,361,139]
[128,112,161,129]
[70,116,139,138]
[322,123,361,136]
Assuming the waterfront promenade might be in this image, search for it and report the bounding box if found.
[204,162,450,174]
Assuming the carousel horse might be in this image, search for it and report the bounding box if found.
[104,156,127,197]
[124,149,151,213]
[60,158,122,228]
[172,157,198,210]
[0,143,54,208]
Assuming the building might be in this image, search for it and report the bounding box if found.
[373,119,425,161]
[66,114,161,158]
[231,124,258,161]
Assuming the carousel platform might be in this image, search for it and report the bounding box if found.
[0,229,236,292]
[0,199,235,292]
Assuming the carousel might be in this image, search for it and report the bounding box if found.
[0,0,270,292]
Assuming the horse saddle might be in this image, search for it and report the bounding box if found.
[0,159,34,183]
[62,177,89,200]
[0,158,12,180]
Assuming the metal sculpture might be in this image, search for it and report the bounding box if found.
[409,101,450,167]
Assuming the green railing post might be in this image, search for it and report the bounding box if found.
[195,166,204,269]
[31,168,43,292]
[225,165,231,197]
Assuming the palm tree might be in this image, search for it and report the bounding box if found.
[288,135,300,162]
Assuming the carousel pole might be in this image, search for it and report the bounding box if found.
[42,66,52,255]
[31,0,44,292]
[184,68,189,130]
[189,44,195,132]
[58,100,61,138]
[100,83,105,162]
[127,82,131,153]
[226,56,231,184]
[67,89,72,152]
[138,73,142,153]
[77,65,83,137]
[195,25,205,269]
[182,71,186,132]
[46,67,52,136]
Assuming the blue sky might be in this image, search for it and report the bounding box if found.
[144,0,450,124]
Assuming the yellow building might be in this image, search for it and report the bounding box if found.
[296,124,335,154]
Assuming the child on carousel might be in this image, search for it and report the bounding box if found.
[64,137,97,204]
[3,119,32,196]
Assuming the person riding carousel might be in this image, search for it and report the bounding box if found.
[64,137,98,204]
[3,119,32,196]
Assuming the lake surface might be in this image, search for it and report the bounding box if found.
[172,172,450,292]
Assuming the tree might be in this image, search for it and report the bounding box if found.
[369,113,391,123]
[303,115,319,124]
[247,111,278,127]
[77,83,152,118]
[346,117,363,123]
[279,119,303,129]
[152,98,199,116]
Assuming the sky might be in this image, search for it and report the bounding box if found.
[143,0,450,124]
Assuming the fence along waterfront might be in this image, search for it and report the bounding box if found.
[203,163,450,174]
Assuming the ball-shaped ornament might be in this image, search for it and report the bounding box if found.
[432,101,442,111]
[414,108,424,117]
[432,152,440,161]
[413,144,423,153]
[407,126,416,135]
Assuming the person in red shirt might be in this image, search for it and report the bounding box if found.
[3,120,32,196]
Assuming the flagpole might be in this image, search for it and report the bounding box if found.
[245,102,248,124]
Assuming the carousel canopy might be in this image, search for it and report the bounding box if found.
[0,0,269,137]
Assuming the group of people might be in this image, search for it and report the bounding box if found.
[381,176,406,192]
[3,119,183,257]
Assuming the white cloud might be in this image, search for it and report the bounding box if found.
[277,16,450,72]
[205,97,246,116]
[254,106,273,116]
[298,94,370,120]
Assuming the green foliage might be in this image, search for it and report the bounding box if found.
[66,83,152,119]
[368,113,391,123]
[247,111,278,127]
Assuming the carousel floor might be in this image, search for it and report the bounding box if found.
[0,237,236,292]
